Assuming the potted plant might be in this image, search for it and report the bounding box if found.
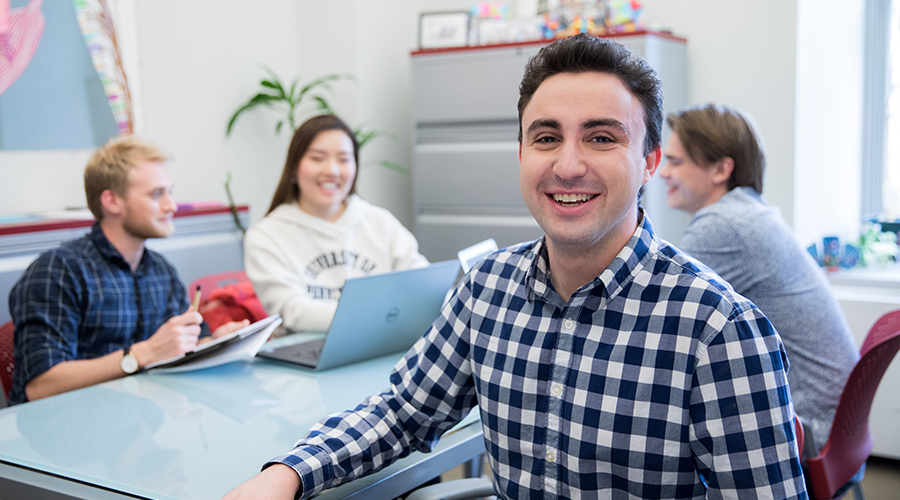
[226,67,350,137]
[223,68,408,234]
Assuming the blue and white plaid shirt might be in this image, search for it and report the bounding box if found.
[8,224,201,405]
[271,214,807,499]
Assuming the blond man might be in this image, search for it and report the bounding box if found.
[8,137,246,405]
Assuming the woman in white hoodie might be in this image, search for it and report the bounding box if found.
[244,114,429,332]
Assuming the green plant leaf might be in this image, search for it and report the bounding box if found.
[275,120,284,134]
[226,93,286,135]
[261,65,284,83]
[362,159,410,176]
[354,125,397,149]
[312,96,333,112]
[260,79,287,99]
[227,69,352,138]
[224,171,246,235]
[298,73,353,100]
[289,78,300,103]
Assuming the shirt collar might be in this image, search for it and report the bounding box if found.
[526,208,658,303]
[89,223,157,275]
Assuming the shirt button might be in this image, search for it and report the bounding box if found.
[563,319,575,331]
[551,384,563,397]
[546,451,556,462]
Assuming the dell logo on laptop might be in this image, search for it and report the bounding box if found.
[385,307,400,323]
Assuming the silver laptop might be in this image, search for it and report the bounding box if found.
[256,260,460,370]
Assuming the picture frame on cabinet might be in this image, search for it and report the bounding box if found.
[419,11,470,49]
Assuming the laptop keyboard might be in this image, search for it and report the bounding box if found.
[291,339,324,364]
[258,337,326,367]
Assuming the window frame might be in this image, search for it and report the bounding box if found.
[863,0,893,219]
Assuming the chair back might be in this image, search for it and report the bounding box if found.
[0,321,14,400]
[860,309,900,354]
[188,270,251,303]
[805,312,900,499]
[794,413,804,459]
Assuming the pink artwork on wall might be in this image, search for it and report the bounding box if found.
[0,0,45,96]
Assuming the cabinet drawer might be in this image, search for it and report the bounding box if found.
[411,46,536,124]
[413,141,527,214]
[415,214,543,262]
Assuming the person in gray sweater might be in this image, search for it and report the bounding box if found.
[658,103,858,452]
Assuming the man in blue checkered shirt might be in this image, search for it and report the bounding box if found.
[225,34,807,499]
[8,137,248,406]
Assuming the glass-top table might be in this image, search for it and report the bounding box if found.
[0,334,484,499]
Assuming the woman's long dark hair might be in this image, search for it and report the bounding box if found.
[266,114,360,215]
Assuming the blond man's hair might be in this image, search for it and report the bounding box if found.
[84,136,169,221]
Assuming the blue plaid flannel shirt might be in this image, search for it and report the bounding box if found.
[270,214,807,499]
[8,223,202,405]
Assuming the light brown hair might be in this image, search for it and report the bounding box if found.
[266,114,359,215]
[84,136,170,221]
[666,104,766,193]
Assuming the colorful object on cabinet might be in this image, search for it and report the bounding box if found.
[0,0,45,96]
[541,13,559,39]
[543,0,645,39]
[607,0,644,32]
[471,1,509,20]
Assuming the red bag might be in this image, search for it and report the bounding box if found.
[198,281,268,331]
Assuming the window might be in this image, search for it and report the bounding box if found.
[865,0,900,221]
[885,1,900,219]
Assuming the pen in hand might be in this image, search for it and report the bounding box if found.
[191,285,202,312]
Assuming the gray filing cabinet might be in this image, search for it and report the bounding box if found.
[411,33,689,262]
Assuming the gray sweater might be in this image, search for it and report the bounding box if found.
[679,187,858,449]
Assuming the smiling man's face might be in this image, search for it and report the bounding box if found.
[519,71,660,256]
[121,160,176,240]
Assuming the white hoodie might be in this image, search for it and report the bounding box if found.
[244,195,429,332]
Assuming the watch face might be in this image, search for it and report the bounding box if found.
[121,354,139,374]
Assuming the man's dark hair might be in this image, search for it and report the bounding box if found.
[517,33,663,156]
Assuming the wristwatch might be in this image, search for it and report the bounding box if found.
[120,345,140,374]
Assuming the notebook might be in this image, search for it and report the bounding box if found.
[145,314,283,373]
[256,260,460,370]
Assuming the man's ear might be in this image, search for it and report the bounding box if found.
[712,157,735,186]
[642,145,663,184]
[99,189,125,217]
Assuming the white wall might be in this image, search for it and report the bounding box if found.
[0,149,94,214]
[135,0,303,224]
[640,0,799,230]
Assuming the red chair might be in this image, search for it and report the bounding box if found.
[188,270,251,304]
[188,271,267,331]
[804,309,900,499]
[0,321,14,402]
[860,309,900,354]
